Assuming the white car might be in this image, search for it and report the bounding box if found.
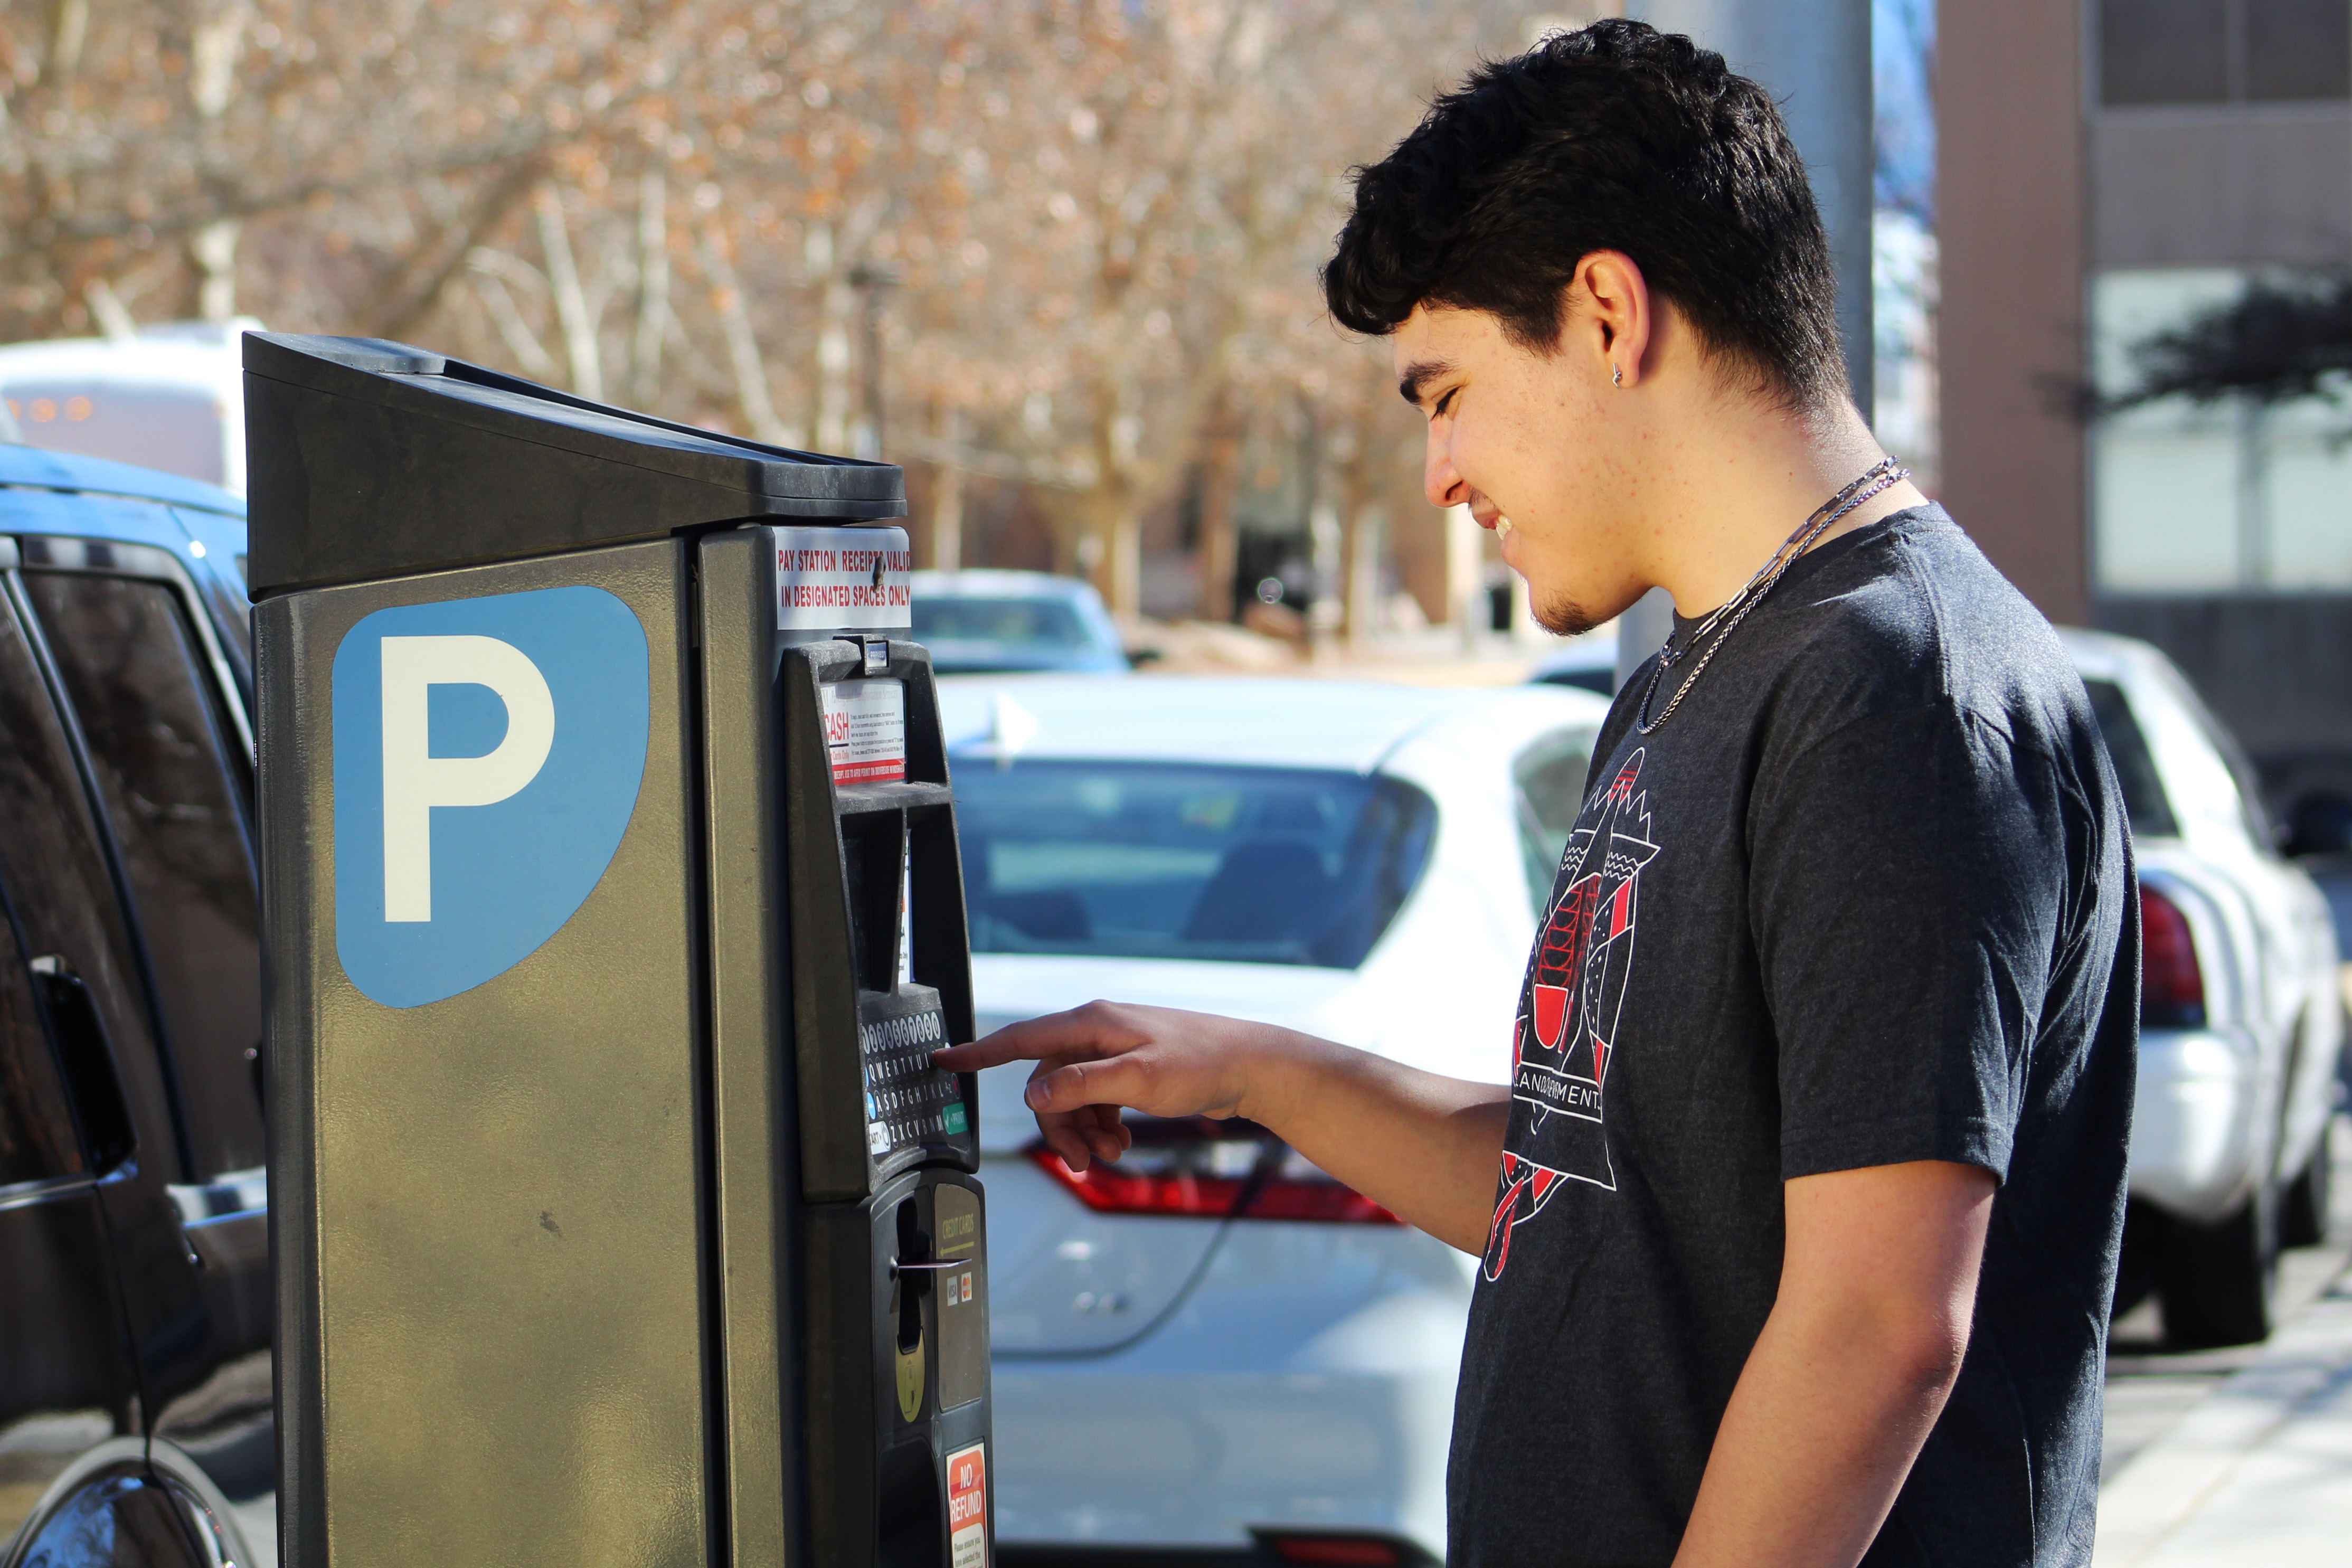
[913,569,1130,676]
[939,675,1609,1563]
[2065,630,2345,1347]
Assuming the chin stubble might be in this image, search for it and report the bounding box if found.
[1532,585,1603,638]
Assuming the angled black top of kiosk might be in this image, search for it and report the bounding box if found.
[243,332,905,597]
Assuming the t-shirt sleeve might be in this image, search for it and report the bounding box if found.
[1750,703,2073,1183]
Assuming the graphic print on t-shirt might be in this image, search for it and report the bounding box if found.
[1483,747,1659,1280]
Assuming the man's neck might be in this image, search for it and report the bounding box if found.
[1642,394,1928,619]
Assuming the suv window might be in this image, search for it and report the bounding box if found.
[2083,679,2181,840]
[0,927,84,1189]
[1513,728,1598,911]
[23,572,262,1178]
[0,591,173,1175]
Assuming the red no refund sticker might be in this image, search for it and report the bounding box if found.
[947,1442,987,1568]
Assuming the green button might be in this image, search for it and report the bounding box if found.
[943,1102,968,1134]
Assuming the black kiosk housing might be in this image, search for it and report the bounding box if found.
[247,333,990,1568]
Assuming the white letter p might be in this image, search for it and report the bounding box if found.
[380,635,555,922]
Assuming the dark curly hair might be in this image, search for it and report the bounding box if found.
[1321,19,1845,411]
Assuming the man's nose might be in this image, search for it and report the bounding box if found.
[1425,430,1468,510]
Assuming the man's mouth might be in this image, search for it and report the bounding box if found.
[1468,491,1504,531]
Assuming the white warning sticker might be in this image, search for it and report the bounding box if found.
[947,1442,987,1568]
[819,679,906,786]
[772,526,912,631]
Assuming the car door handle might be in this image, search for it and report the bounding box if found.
[29,955,137,1176]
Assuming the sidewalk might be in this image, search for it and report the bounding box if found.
[2095,1258,2352,1565]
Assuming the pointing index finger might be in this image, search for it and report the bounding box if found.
[930,1005,1137,1074]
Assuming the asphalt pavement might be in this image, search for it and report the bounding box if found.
[2097,1119,2352,1564]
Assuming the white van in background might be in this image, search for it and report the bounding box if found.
[0,319,257,494]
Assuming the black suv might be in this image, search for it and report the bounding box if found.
[0,443,270,1565]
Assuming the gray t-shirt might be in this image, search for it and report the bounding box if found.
[1448,506,2137,1566]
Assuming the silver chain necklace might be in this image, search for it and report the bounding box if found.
[1633,457,1909,734]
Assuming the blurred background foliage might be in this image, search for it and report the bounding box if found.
[0,0,1552,612]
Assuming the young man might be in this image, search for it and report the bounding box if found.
[937,21,2134,1568]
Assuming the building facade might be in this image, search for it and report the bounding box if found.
[1944,0,2352,814]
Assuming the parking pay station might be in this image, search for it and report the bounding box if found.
[247,334,989,1568]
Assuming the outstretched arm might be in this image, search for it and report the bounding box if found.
[933,1002,1513,1254]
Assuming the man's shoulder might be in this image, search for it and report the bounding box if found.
[1764,508,2087,752]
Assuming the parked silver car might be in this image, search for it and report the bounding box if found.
[941,675,1611,1563]
[2067,629,2344,1346]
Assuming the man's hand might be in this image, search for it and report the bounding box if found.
[1674,1159,1997,1568]
[934,1003,1514,1253]
[932,1002,1283,1173]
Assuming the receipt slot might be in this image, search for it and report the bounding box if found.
[246,333,989,1568]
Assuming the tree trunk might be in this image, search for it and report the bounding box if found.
[1106,510,1142,618]
[1341,501,1383,645]
[928,404,966,571]
[535,185,603,401]
[629,169,669,407]
[810,219,854,454]
[44,0,88,81]
[697,214,788,445]
[1195,394,1242,621]
[192,219,239,320]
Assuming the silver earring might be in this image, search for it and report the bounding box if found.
[1611,363,1624,388]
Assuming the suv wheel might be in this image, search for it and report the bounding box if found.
[1,1437,252,1568]
[2157,1187,2278,1349]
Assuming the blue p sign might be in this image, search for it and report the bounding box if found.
[332,585,650,1008]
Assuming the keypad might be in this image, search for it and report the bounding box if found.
[861,1003,968,1156]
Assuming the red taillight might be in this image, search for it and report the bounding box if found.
[1028,1118,1397,1223]
[1266,1541,1402,1566]
[1250,1531,1432,1567]
[2141,883,2207,1028]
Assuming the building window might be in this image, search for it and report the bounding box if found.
[2100,0,2352,106]
[2094,269,2352,592]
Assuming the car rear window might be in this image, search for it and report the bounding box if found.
[914,597,1093,649]
[954,761,1436,968]
[2083,678,2180,840]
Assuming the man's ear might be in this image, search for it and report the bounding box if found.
[1574,250,1653,390]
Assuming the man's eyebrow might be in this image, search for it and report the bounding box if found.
[1397,357,1454,408]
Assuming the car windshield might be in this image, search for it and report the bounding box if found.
[953,760,1437,968]
[915,596,1093,650]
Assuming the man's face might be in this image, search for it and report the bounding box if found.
[1392,303,1646,635]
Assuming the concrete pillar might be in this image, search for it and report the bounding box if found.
[1937,0,2090,625]
[1628,0,1874,414]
